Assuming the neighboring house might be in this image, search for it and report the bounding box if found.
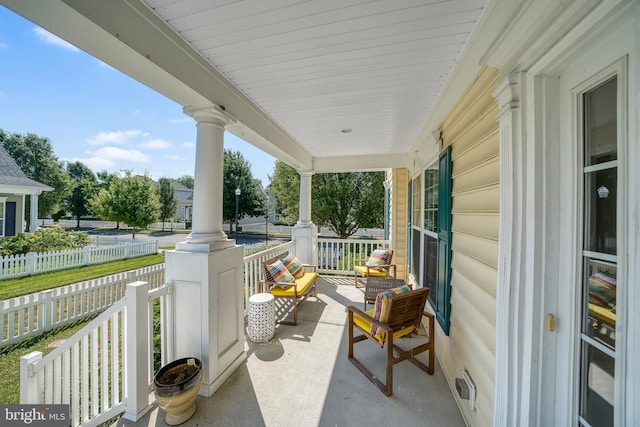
[0,145,52,237]
[170,180,193,222]
[4,1,638,426]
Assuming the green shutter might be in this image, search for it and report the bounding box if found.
[436,146,452,335]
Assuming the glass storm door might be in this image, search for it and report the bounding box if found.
[578,76,618,427]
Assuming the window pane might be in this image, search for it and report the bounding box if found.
[411,228,421,279]
[583,258,616,349]
[412,175,422,227]
[423,168,438,232]
[580,343,614,427]
[584,78,617,166]
[423,234,437,306]
[584,168,617,255]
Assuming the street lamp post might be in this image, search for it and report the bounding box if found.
[235,188,241,239]
[265,199,269,243]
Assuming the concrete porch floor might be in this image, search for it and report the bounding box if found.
[114,276,466,427]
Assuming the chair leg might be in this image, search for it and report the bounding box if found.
[385,334,394,396]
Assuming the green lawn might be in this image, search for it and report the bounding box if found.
[0,317,95,404]
[0,254,165,300]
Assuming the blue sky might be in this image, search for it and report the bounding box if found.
[0,8,275,186]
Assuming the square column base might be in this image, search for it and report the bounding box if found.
[164,245,246,397]
[292,222,318,265]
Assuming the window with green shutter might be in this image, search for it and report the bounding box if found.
[436,145,452,335]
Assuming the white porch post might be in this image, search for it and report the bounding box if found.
[180,105,231,251]
[292,171,317,265]
[164,104,246,398]
[29,194,39,232]
[494,72,537,427]
[123,281,152,421]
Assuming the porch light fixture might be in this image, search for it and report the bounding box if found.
[235,188,241,238]
[597,185,610,199]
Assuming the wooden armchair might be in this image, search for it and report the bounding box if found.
[347,287,434,396]
[353,247,396,288]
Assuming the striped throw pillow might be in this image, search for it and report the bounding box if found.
[370,284,413,339]
[365,248,392,271]
[282,253,305,279]
[268,260,295,284]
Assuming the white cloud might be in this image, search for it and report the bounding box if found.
[164,154,184,161]
[33,27,79,51]
[183,141,195,148]
[91,146,151,163]
[139,138,172,149]
[87,130,143,146]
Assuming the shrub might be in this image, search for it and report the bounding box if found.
[0,227,91,256]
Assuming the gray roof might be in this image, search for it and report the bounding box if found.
[0,145,53,190]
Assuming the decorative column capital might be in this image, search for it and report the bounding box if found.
[183,104,233,128]
[298,170,314,178]
[493,72,523,121]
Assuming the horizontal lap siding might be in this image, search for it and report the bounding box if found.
[435,66,498,427]
[391,168,409,280]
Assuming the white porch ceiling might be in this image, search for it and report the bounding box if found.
[1,0,490,171]
[141,0,488,161]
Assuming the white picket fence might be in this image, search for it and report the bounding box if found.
[0,240,158,279]
[0,263,165,347]
[20,280,172,427]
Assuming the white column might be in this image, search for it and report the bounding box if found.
[164,103,246,397]
[494,72,545,427]
[293,171,317,265]
[30,194,39,232]
[178,105,233,252]
[297,171,313,225]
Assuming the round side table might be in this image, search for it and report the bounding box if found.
[247,293,275,343]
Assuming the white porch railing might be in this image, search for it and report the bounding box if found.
[1,264,165,347]
[20,280,172,427]
[317,238,390,275]
[0,240,159,279]
[17,237,389,426]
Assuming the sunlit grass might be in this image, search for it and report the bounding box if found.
[0,254,164,300]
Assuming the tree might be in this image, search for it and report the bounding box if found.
[0,130,72,220]
[312,172,385,238]
[269,161,385,238]
[268,161,300,225]
[157,177,178,230]
[118,173,160,237]
[175,175,194,189]
[64,161,98,228]
[223,150,266,233]
[91,171,160,236]
[91,175,126,229]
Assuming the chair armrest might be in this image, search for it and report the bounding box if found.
[301,264,318,272]
[354,259,368,267]
[261,279,299,290]
[422,311,435,341]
